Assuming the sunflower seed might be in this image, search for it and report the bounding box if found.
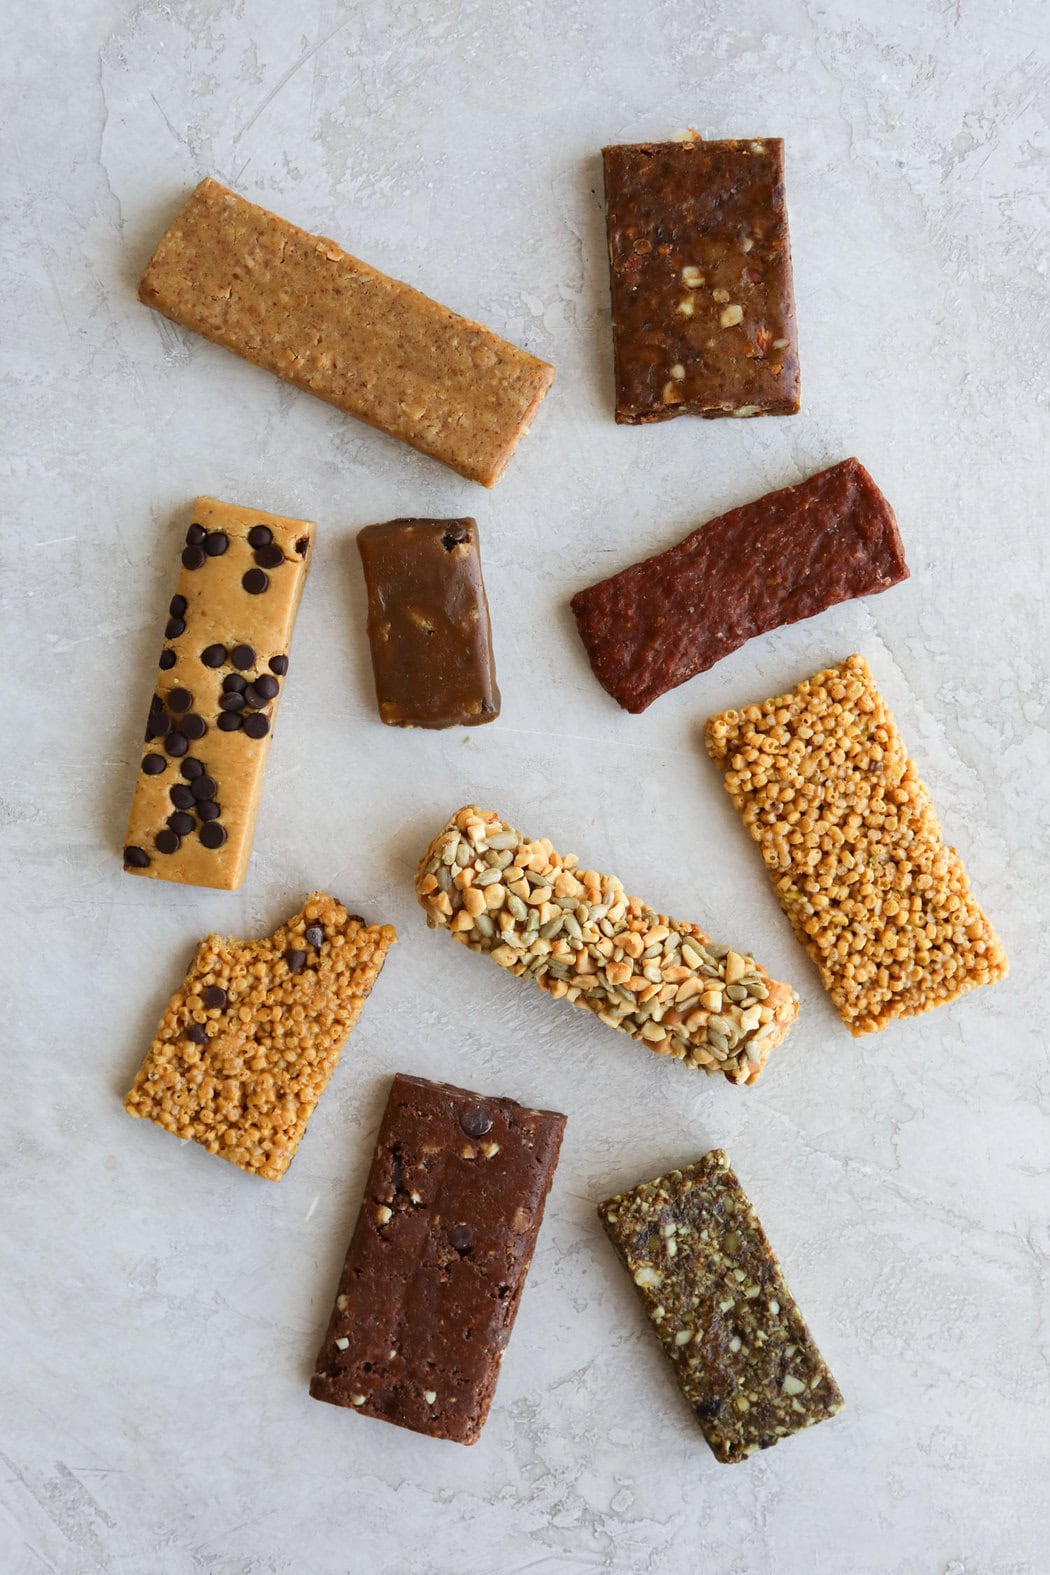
[486,831,519,850]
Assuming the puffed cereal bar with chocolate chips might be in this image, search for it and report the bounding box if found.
[416,807,799,1084]
[139,179,555,487]
[310,1073,566,1444]
[705,655,1008,1034]
[599,1151,845,1462]
[122,496,314,890]
[123,895,395,1181]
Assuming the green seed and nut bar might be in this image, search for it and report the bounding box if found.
[416,806,799,1083]
[599,1150,844,1462]
[705,655,1008,1034]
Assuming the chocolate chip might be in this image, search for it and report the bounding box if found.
[242,569,269,595]
[448,1224,474,1252]
[165,617,186,640]
[164,731,189,757]
[167,687,193,713]
[199,822,227,849]
[202,985,227,1010]
[196,799,221,821]
[219,691,245,711]
[695,1397,724,1421]
[142,753,167,775]
[191,774,217,800]
[254,543,284,569]
[186,1023,209,1044]
[248,525,273,548]
[442,527,468,552]
[169,594,187,618]
[167,811,195,836]
[158,649,177,671]
[295,536,309,556]
[304,924,324,947]
[123,845,149,868]
[181,546,206,570]
[283,949,306,975]
[222,673,248,693]
[242,684,265,709]
[181,758,204,780]
[254,674,279,701]
[242,713,269,739]
[460,1108,492,1138]
[346,914,366,925]
[201,644,226,668]
[204,531,228,556]
[217,712,242,731]
[169,784,195,809]
[155,829,181,854]
[230,645,254,671]
[268,654,289,675]
[180,714,207,740]
[186,524,206,545]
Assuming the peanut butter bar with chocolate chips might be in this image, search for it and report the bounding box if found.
[706,655,1008,1033]
[139,179,555,487]
[122,496,313,890]
[416,806,799,1083]
[599,1151,844,1462]
[124,895,395,1181]
[603,133,799,422]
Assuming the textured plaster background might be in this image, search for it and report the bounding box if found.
[2,1,1049,1571]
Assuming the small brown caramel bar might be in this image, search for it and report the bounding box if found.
[124,896,396,1181]
[599,1151,844,1462]
[122,496,314,890]
[139,180,555,486]
[706,655,1008,1033]
[603,134,799,423]
[571,459,908,712]
[357,519,500,728]
[310,1073,566,1444]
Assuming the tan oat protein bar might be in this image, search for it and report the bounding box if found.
[416,806,799,1084]
[138,179,555,487]
[705,655,1008,1034]
[124,895,396,1180]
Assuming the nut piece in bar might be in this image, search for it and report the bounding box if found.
[310,1072,566,1444]
[122,496,314,890]
[139,179,555,487]
[706,655,1008,1033]
[603,133,799,423]
[571,459,908,714]
[599,1150,844,1462]
[357,518,500,728]
[124,895,396,1181]
[416,806,799,1084]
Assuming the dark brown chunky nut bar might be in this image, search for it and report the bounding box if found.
[310,1072,566,1444]
[599,1150,844,1461]
[123,496,313,890]
[416,806,799,1083]
[124,895,395,1180]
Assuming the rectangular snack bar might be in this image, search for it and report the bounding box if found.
[357,518,500,728]
[310,1073,566,1444]
[706,655,1008,1033]
[603,133,799,423]
[123,496,314,890]
[124,895,396,1180]
[139,179,555,487]
[599,1150,844,1462]
[416,806,799,1084]
[571,459,908,713]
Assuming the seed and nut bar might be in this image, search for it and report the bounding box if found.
[416,806,799,1083]
[599,1150,844,1462]
[310,1072,565,1444]
[124,895,395,1180]
[139,179,555,487]
[572,459,908,714]
[123,496,314,890]
[603,133,799,423]
[357,518,500,728]
[706,655,1008,1034]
